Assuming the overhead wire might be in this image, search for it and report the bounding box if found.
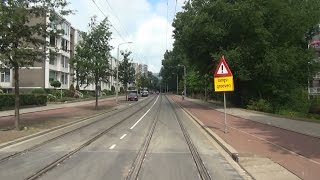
[91,0,126,42]
[101,0,147,66]
[104,0,130,38]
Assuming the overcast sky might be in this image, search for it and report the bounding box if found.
[66,0,185,73]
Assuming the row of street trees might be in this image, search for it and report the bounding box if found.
[71,16,112,109]
[161,0,320,113]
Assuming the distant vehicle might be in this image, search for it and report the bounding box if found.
[141,91,148,97]
[156,91,159,94]
[128,92,139,101]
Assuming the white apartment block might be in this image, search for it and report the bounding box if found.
[0,12,119,93]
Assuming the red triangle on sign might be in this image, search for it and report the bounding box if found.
[214,56,233,77]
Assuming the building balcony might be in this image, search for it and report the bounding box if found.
[309,87,320,95]
[314,73,320,79]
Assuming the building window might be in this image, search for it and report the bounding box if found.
[61,56,69,68]
[49,36,56,47]
[49,70,57,82]
[61,73,68,84]
[0,69,10,82]
[49,50,56,65]
[61,38,69,52]
[62,23,69,36]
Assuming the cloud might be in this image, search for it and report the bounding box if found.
[66,0,184,73]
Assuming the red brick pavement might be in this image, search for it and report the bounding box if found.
[0,98,120,128]
[171,96,320,180]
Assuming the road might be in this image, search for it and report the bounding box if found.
[0,95,244,180]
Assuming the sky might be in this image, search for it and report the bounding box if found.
[65,0,186,73]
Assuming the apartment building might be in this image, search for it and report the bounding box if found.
[137,64,148,77]
[0,12,119,93]
[308,34,320,95]
[0,12,71,92]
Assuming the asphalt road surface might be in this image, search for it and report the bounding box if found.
[0,94,244,180]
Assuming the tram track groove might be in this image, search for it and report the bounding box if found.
[166,95,212,180]
[25,96,159,180]
[125,95,162,180]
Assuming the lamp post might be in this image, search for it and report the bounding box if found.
[176,74,178,95]
[172,72,179,95]
[116,41,133,103]
[178,64,186,99]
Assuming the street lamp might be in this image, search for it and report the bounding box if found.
[172,72,179,95]
[116,41,133,103]
[178,64,186,99]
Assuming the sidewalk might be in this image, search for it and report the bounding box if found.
[171,95,320,180]
[0,96,123,118]
[186,97,320,138]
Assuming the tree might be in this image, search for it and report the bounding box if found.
[50,80,61,89]
[170,0,320,110]
[71,16,113,109]
[116,50,135,100]
[0,1,71,130]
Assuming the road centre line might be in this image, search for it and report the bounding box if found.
[109,144,116,150]
[120,134,127,140]
[130,95,160,130]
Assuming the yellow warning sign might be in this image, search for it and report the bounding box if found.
[214,76,234,92]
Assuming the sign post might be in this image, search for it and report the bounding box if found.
[214,56,234,133]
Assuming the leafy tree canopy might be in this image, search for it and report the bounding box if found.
[167,0,320,109]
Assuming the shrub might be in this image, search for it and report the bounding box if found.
[309,96,320,113]
[50,80,61,88]
[47,94,56,102]
[64,90,75,97]
[0,94,47,109]
[69,84,75,92]
[247,99,272,113]
[32,88,46,94]
[111,86,115,93]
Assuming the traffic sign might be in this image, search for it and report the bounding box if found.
[214,56,233,77]
[214,76,234,92]
[214,56,234,92]
[213,55,234,134]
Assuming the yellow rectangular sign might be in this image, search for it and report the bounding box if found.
[214,76,234,92]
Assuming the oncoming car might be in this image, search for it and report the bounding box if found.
[128,92,138,101]
[141,91,148,97]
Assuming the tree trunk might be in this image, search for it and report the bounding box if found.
[125,85,128,101]
[14,65,21,130]
[95,82,99,110]
[205,88,207,101]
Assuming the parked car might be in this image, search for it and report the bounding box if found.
[128,92,139,101]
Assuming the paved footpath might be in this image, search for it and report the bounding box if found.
[171,95,320,180]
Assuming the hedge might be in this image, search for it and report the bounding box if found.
[0,94,47,110]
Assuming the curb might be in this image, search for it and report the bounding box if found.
[0,107,119,149]
[173,98,240,162]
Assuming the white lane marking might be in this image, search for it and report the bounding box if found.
[129,103,132,106]
[120,134,127,140]
[109,144,116,150]
[130,95,160,130]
